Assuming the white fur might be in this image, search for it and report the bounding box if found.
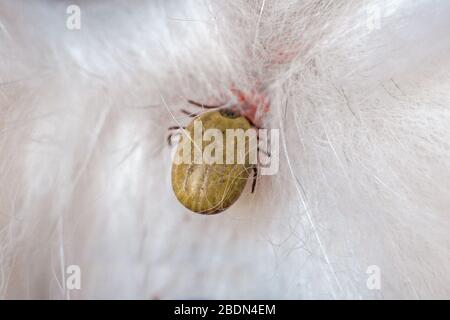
[1,0,450,299]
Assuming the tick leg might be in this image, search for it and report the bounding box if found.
[181,109,199,117]
[167,134,173,146]
[257,132,271,157]
[168,125,185,131]
[251,166,258,193]
[167,132,182,146]
[258,148,271,157]
[187,99,223,109]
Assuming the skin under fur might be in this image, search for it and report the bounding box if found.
[1,0,450,299]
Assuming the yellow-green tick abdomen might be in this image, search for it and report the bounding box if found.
[171,110,253,214]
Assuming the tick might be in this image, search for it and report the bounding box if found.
[168,99,268,215]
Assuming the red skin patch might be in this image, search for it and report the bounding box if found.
[229,87,270,128]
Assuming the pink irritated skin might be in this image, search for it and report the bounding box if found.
[225,47,298,126]
[229,87,270,128]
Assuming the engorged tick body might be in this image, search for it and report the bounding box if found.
[171,108,256,214]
